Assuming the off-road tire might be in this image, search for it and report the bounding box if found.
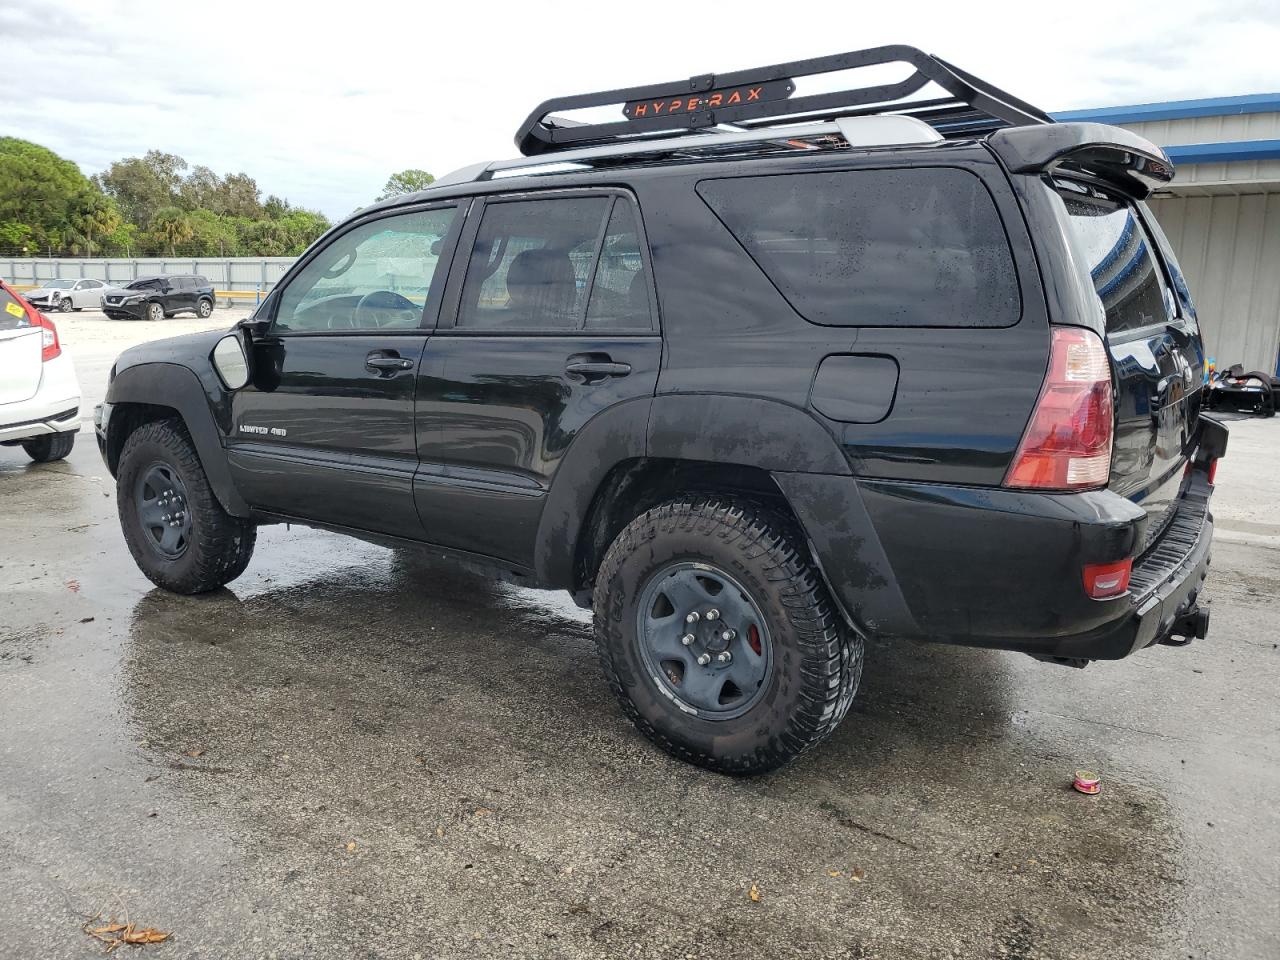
[22,431,76,462]
[145,301,164,322]
[197,298,213,318]
[594,498,862,775]
[117,419,256,594]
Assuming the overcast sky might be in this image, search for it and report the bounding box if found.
[3,0,1278,220]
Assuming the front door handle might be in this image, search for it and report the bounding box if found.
[366,352,414,374]
[565,356,631,382]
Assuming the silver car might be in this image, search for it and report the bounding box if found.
[22,278,110,312]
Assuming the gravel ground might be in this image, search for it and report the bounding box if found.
[1,316,1278,960]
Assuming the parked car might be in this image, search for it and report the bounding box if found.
[102,276,215,321]
[94,47,1227,774]
[0,279,81,462]
[23,277,110,312]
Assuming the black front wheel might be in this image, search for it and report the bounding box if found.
[594,498,862,775]
[117,419,256,594]
[145,302,164,322]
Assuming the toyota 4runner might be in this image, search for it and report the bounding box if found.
[95,47,1227,774]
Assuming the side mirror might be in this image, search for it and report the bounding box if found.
[211,333,251,390]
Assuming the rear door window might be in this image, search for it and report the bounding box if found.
[1,287,32,331]
[697,167,1020,327]
[457,196,611,331]
[1051,179,1174,336]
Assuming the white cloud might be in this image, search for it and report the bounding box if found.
[2,0,1277,220]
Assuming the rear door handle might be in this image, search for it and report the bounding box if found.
[565,357,631,381]
[366,352,414,374]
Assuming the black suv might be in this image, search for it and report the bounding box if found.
[103,275,215,321]
[95,47,1227,774]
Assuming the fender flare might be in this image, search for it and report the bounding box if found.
[534,393,851,589]
[106,362,251,517]
[533,395,652,587]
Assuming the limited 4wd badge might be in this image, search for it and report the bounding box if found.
[240,424,287,437]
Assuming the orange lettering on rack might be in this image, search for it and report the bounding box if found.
[727,91,742,105]
[747,87,762,101]
[633,103,647,117]
[708,93,722,107]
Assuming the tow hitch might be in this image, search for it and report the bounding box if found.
[1160,604,1210,647]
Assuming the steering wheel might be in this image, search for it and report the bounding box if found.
[335,290,419,329]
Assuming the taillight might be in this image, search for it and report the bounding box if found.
[1207,459,1219,485]
[1082,559,1132,599]
[31,310,61,362]
[1005,327,1113,491]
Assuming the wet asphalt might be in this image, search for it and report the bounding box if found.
[3,422,1279,959]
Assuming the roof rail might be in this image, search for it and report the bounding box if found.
[433,115,944,188]
[515,45,1053,156]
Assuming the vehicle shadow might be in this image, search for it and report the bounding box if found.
[117,548,1184,958]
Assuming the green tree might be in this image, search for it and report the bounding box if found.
[186,208,240,256]
[376,169,435,201]
[70,190,123,257]
[149,206,195,256]
[95,150,186,226]
[0,137,100,254]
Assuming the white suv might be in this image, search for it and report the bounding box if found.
[0,280,81,462]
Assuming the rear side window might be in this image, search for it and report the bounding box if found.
[1,287,32,331]
[1052,180,1173,335]
[457,195,654,333]
[697,167,1020,327]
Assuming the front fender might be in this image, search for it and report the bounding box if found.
[106,362,250,517]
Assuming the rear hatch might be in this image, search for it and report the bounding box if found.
[0,287,43,406]
[1052,179,1204,545]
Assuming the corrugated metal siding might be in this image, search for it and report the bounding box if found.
[1127,112,1280,189]
[1149,192,1280,373]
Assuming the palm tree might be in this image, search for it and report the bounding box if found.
[150,206,194,256]
[72,192,122,258]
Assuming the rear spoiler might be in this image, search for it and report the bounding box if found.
[988,122,1174,199]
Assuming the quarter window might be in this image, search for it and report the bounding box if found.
[274,207,458,333]
[697,167,1020,327]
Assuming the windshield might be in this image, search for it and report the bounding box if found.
[43,280,75,289]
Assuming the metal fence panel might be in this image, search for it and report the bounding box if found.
[0,257,297,298]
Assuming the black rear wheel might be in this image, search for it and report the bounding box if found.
[594,498,862,775]
[117,419,256,593]
[22,431,76,462]
[197,297,213,318]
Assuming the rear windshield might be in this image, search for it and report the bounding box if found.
[1052,179,1174,335]
[1,287,32,331]
[697,167,1021,327]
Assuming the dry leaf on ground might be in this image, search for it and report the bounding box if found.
[84,913,171,952]
[850,867,866,882]
[748,883,761,902]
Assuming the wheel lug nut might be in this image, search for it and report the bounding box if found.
[706,608,720,620]
[722,629,736,642]
[681,633,696,646]
[696,653,711,666]
[716,651,732,664]
[685,612,699,623]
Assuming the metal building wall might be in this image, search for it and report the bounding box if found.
[1148,191,1280,374]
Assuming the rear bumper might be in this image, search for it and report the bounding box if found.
[774,426,1226,661]
[0,352,82,443]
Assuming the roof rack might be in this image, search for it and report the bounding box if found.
[515,44,1053,156]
